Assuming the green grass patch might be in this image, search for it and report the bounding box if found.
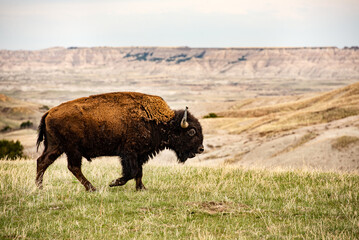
[0,159,358,239]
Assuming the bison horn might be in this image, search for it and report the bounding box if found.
[181,106,189,128]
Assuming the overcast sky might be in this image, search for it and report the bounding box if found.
[0,0,358,50]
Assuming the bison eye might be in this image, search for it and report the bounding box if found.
[187,129,196,137]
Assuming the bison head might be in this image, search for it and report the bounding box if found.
[168,107,204,163]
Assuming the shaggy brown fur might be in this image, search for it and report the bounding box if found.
[46,92,174,133]
[36,92,204,191]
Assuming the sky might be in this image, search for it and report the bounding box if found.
[0,0,358,50]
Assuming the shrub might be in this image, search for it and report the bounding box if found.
[1,126,12,132]
[40,105,49,111]
[20,121,33,129]
[203,113,220,118]
[0,139,25,160]
[332,136,359,150]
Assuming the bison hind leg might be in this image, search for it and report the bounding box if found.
[36,147,62,189]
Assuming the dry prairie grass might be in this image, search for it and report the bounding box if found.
[332,136,359,150]
[271,132,319,157]
[1,159,358,239]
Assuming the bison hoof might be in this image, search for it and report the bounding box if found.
[35,180,43,189]
[109,178,127,187]
[136,185,147,191]
[87,186,97,192]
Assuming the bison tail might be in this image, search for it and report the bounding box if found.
[36,112,49,152]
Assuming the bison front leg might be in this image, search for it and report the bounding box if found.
[109,153,140,190]
[66,151,96,192]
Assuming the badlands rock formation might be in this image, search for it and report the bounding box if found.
[1,47,358,80]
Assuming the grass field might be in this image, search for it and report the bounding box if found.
[1,158,358,239]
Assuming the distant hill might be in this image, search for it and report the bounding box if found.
[201,82,359,171]
[0,94,44,130]
[1,46,358,80]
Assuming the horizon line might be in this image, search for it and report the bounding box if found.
[2,45,357,51]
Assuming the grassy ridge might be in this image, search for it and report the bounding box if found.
[214,82,359,135]
[1,159,359,239]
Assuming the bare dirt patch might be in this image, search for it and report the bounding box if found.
[188,201,250,215]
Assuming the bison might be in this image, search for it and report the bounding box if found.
[36,92,204,191]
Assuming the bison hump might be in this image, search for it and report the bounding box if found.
[47,92,175,126]
[134,94,174,124]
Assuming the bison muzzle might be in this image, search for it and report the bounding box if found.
[36,92,204,191]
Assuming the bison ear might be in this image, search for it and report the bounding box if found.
[181,106,189,128]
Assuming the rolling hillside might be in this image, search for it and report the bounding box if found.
[215,82,359,135]
[0,94,44,130]
[200,82,359,171]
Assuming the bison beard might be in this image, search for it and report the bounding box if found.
[35,92,204,191]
